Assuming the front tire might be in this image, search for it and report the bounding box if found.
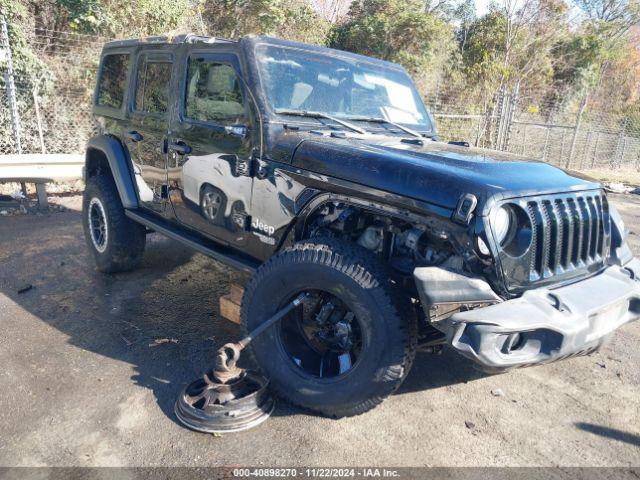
[82,174,146,273]
[241,238,417,418]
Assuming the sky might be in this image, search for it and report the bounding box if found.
[475,0,493,16]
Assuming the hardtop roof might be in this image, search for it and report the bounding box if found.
[101,33,405,71]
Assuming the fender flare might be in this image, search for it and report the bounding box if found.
[85,135,139,209]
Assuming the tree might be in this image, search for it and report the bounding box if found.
[461,0,568,98]
[572,0,640,37]
[199,0,330,44]
[328,0,455,91]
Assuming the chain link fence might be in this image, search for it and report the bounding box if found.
[2,21,640,177]
[425,84,640,173]
[0,86,96,155]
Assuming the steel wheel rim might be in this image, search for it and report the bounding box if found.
[88,197,108,253]
[202,191,222,220]
[278,290,363,379]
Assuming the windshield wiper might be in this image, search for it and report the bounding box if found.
[347,116,428,138]
[275,109,366,135]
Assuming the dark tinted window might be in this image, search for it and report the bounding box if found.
[185,60,244,123]
[97,53,130,109]
[135,58,172,114]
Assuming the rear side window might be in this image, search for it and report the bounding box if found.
[97,53,130,109]
[185,60,244,123]
[134,56,172,114]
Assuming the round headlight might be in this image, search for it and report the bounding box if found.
[493,206,512,245]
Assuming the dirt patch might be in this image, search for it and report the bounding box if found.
[0,194,638,468]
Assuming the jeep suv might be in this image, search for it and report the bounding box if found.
[83,34,640,418]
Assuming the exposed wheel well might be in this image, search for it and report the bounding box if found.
[85,148,111,180]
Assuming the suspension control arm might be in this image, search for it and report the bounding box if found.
[211,292,309,383]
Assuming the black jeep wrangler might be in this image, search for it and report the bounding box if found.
[84,34,640,418]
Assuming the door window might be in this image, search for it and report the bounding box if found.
[185,60,245,123]
[134,56,172,115]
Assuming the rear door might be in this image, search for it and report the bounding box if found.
[122,50,174,215]
[167,50,255,246]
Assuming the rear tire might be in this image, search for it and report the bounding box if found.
[241,237,417,418]
[82,174,146,273]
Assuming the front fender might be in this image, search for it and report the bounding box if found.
[85,135,138,209]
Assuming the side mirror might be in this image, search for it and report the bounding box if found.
[448,141,470,147]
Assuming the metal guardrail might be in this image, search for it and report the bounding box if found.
[0,154,84,181]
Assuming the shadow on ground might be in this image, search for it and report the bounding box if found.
[0,208,485,427]
[575,422,640,447]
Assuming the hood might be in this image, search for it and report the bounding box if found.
[290,134,601,213]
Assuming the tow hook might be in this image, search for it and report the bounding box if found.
[175,292,309,434]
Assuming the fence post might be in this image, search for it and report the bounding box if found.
[580,131,592,169]
[590,132,600,168]
[542,126,550,162]
[504,82,519,152]
[494,87,509,150]
[613,119,628,169]
[32,84,46,154]
[0,16,22,155]
[474,115,480,146]
[565,92,588,169]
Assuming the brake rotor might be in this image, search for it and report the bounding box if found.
[175,369,275,434]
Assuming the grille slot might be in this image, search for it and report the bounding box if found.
[523,192,609,282]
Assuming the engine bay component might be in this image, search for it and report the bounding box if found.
[357,225,383,251]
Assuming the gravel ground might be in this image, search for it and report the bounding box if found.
[0,193,638,469]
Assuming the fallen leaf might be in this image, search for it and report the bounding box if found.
[149,338,178,347]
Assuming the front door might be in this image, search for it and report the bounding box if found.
[123,51,173,214]
[167,52,255,246]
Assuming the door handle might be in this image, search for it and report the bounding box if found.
[224,125,248,138]
[124,130,143,142]
[168,141,192,155]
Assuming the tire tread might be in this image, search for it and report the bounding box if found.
[241,237,417,418]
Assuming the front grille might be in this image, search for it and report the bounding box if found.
[496,190,611,292]
[527,193,608,280]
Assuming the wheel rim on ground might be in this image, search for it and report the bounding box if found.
[175,371,275,434]
[278,290,363,379]
[88,197,108,253]
[202,191,222,220]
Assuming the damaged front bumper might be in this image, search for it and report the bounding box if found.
[414,258,640,372]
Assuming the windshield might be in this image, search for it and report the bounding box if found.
[256,45,433,132]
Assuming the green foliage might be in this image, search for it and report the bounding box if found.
[1,0,637,133]
[0,0,52,90]
[199,0,330,43]
[57,0,109,32]
[553,31,604,89]
[329,0,455,79]
[460,10,510,84]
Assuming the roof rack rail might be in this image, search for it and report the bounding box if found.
[103,33,237,49]
[183,33,236,44]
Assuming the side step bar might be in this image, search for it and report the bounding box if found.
[125,209,259,274]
